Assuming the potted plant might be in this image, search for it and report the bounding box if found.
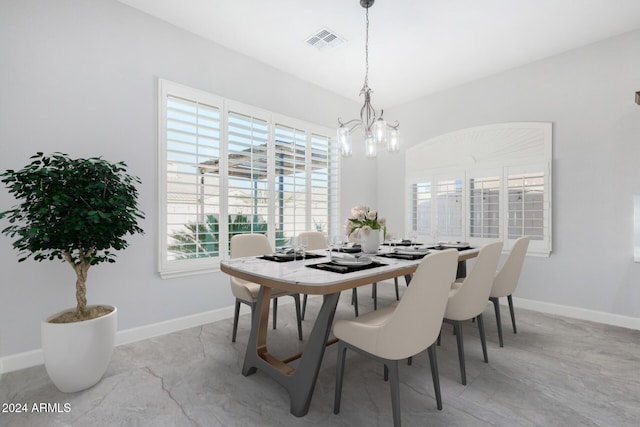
[344,205,386,253]
[0,152,144,392]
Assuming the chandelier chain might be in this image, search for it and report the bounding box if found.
[364,5,369,89]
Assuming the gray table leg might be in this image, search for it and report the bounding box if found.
[242,286,341,417]
[456,260,467,279]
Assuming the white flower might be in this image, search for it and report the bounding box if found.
[346,205,385,236]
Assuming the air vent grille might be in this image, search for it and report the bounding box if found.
[305,28,345,51]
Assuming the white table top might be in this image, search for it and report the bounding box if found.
[220,247,479,295]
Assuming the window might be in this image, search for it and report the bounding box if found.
[159,80,339,277]
[508,172,545,240]
[436,177,463,240]
[406,123,552,255]
[469,175,500,239]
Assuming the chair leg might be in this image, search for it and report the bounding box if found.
[352,288,359,317]
[427,344,443,410]
[394,277,400,300]
[292,294,303,341]
[387,360,402,427]
[507,295,517,334]
[490,297,504,347]
[231,300,241,343]
[302,294,308,320]
[477,314,488,363]
[373,283,378,310]
[272,297,278,330]
[453,320,466,385]
[334,342,348,414]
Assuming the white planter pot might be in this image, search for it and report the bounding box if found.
[361,230,380,253]
[41,305,117,393]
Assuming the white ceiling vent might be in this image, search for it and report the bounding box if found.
[305,28,345,51]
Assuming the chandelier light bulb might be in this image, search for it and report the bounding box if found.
[373,117,387,144]
[338,126,353,157]
[365,133,377,158]
[387,127,400,152]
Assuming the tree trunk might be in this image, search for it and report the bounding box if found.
[75,262,89,316]
[63,250,93,318]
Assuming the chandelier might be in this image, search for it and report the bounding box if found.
[338,0,400,158]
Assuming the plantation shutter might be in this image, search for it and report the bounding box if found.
[165,94,221,262]
[469,174,501,239]
[226,110,270,247]
[435,177,463,241]
[274,124,307,246]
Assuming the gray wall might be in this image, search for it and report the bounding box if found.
[382,29,640,319]
[0,0,374,359]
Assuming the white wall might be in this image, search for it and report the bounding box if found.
[382,29,640,321]
[0,0,375,363]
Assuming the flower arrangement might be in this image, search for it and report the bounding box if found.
[344,205,386,238]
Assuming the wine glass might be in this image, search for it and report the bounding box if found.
[299,235,309,260]
[328,235,338,261]
[288,236,298,258]
[409,231,418,246]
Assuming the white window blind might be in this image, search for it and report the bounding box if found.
[227,111,269,248]
[406,122,552,255]
[436,178,463,240]
[164,94,221,263]
[159,79,338,277]
[410,182,432,235]
[274,124,307,247]
[469,175,501,239]
[507,172,545,240]
[310,133,337,235]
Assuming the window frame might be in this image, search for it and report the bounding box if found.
[405,122,552,256]
[158,79,339,278]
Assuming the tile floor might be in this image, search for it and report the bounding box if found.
[1,281,639,426]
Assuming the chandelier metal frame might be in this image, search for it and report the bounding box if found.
[338,0,400,158]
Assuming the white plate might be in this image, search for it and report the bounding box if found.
[332,257,372,266]
[439,242,470,248]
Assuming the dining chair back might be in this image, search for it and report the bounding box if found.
[333,249,459,426]
[297,231,328,250]
[490,236,530,346]
[443,241,503,385]
[229,234,303,342]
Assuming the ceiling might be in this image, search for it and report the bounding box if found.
[118,0,640,108]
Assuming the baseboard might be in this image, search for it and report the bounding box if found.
[3,295,636,375]
[512,297,640,330]
[0,303,252,375]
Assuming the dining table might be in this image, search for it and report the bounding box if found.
[220,244,479,417]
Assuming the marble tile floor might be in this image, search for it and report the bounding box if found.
[1,281,639,427]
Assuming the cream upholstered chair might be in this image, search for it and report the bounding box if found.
[490,236,530,347]
[229,234,303,342]
[333,249,459,427]
[443,241,503,385]
[297,231,328,319]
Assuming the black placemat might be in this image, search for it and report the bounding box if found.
[429,245,471,251]
[381,241,422,247]
[378,251,429,260]
[259,253,325,262]
[330,246,362,254]
[306,260,386,274]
